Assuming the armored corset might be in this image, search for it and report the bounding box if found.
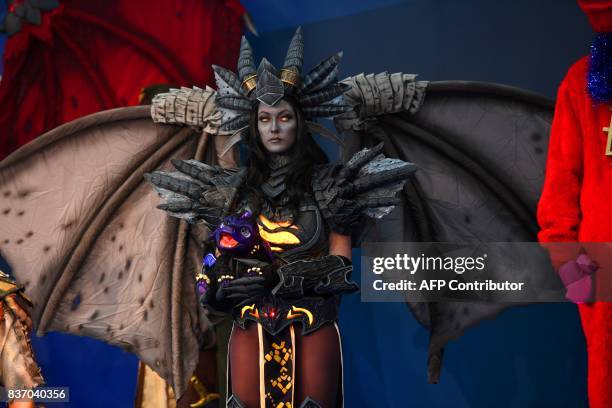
[241,154,329,262]
[233,161,339,335]
[256,199,328,262]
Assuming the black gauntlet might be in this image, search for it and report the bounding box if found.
[271,255,359,298]
[198,256,276,313]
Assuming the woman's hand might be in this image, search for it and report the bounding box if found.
[216,276,268,307]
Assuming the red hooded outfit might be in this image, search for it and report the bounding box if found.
[537,2,612,407]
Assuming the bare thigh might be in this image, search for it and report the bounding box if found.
[294,323,342,407]
[229,323,260,407]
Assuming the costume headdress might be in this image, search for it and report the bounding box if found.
[212,27,351,152]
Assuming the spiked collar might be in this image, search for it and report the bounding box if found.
[262,154,291,201]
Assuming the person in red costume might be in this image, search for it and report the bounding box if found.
[537,1,612,407]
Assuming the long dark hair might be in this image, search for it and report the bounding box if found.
[244,97,328,216]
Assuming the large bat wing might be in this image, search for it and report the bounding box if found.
[0,106,214,396]
[338,74,554,381]
[380,81,552,242]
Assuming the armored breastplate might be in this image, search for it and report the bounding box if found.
[241,154,329,262]
[257,200,327,262]
[233,159,335,335]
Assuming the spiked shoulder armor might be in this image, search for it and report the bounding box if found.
[311,143,416,235]
[146,160,246,229]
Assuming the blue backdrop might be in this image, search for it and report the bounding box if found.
[0,1,592,407]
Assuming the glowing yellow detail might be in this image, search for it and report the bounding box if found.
[258,228,300,245]
[240,304,259,319]
[264,342,294,397]
[258,214,298,230]
[257,215,301,251]
[286,306,314,326]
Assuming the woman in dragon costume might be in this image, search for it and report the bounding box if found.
[147,27,415,407]
[0,17,558,406]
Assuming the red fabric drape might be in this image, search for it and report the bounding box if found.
[537,57,612,408]
[0,0,244,159]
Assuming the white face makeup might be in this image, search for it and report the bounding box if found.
[257,99,297,154]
